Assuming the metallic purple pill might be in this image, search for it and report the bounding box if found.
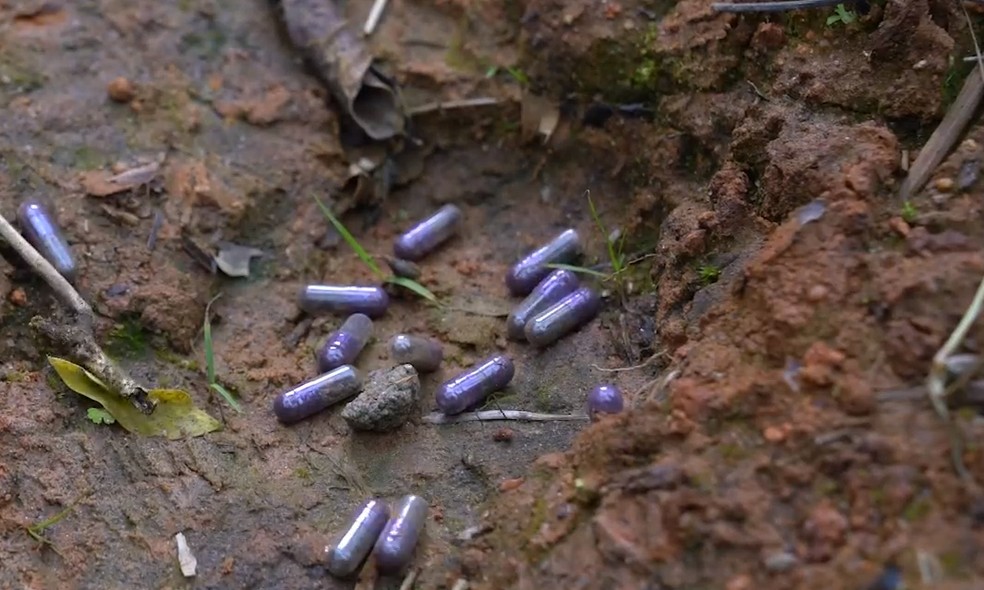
[17,199,77,283]
[326,498,391,578]
[505,228,581,296]
[272,365,362,424]
[373,495,428,575]
[435,355,514,416]
[389,334,443,373]
[298,285,389,318]
[317,313,373,373]
[393,204,462,261]
[587,384,624,419]
[506,269,580,341]
[524,287,601,348]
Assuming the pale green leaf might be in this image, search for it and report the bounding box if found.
[48,357,222,440]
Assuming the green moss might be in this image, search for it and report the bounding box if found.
[294,467,312,481]
[3,370,29,383]
[155,348,199,371]
[522,496,549,547]
[902,496,932,522]
[939,551,966,577]
[104,317,150,360]
[0,54,45,94]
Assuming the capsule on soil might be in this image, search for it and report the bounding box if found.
[325,498,391,578]
[524,287,601,348]
[272,365,362,424]
[393,204,462,261]
[317,313,373,373]
[298,285,389,318]
[373,494,428,575]
[587,384,624,419]
[506,269,580,341]
[16,199,78,283]
[389,334,443,373]
[505,228,581,296]
[435,355,514,416]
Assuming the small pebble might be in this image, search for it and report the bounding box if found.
[934,177,954,192]
[8,287,27,307]
[107,76,136,103]
[384,257,421,280]
[763,551,799,573]
[957,159,980,191]
[341,364,420,432]
[492,427,514,442]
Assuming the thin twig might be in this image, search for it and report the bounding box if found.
[0,211,152,412]
[591,350,666,373]
[711,0,842,13]
[746,80,770,102]
[451,580,470,590]
[900,7,984,200]
[407,97,500,116]
[422,410,589,424]
[927,274,984,419]
[0,213,91,318]
[363,0,388,36]
[399,569,419,590]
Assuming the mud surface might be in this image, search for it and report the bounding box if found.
[2,0,984,589]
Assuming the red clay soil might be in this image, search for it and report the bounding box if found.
[456,1,984,589]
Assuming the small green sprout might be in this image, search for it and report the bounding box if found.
[698,264,721,286]
[901,200,918,224]
[313,195,438,303]
[86,408,116,425]
[203,294,242,413]
[26,492,90,553]
[826,3,857,26]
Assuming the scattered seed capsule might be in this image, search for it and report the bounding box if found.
[506,269,580,341]
[393,204,463,261]
[524,287,601,348]
[587,384,624,419]
[297,285,389,318]
[435,355,514,415]
[373,495,428,576]
[326,499,391,578]
[389,334,443,373]
[505,228,581,296]
[16,199,78,283]
[272,365,362,424]
[317,313,373,373]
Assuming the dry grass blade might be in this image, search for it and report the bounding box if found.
[900,5,984,201]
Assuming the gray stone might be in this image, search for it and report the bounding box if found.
[763,551,799,573]
[341,364,419,432]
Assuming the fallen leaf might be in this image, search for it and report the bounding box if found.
[80,170,130,197]
[48,357,222,439]
[214,242,264,278]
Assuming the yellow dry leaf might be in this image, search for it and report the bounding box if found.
[48,357,222,440]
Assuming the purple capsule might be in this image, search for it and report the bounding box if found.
[524,287,601,348]
[317,313,373,373]
[506,269,580,341]
[272,365,362,424]
[389,334,443,373]
[373,495,428,576]
[326,499,391,578]
[393,204,462,261]
[298,285,389,318]
[505,228,581,296]
[17,199,77,283]
[435,355,514,416]
[587,384,624,419]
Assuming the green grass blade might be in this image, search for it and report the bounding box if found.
[313,195,382,278]
[545,262,609,278]
[210,382,242,413]
[385,276,438,303]
[585,190,621,274]
[203,294,221,385]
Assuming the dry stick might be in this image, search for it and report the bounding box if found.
[422,411,589,424]
[899,63,984,200]
[399,569,419,590]
[591,349,666,373]
[363,0,388,35]
[406,97,501,117]
[711,0,842,13]
[0,212,153,413]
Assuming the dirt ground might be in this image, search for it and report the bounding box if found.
[2,0,984,589]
